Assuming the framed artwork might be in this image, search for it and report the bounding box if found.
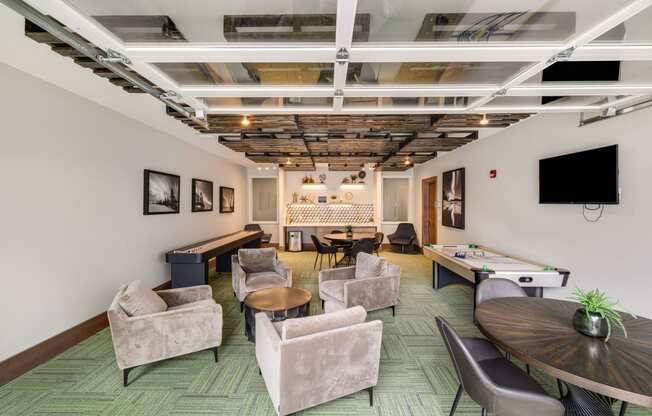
[219,186,235,213]
[143,169,180,215]
[192,179,214,212]
[442,168,465,229]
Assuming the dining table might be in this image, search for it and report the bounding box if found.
[475,297,652,416]
[322,232,376,266]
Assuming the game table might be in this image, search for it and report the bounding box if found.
[424,244,569,305]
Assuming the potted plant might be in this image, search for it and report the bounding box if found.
[345,224,353,237]
[570,288,635,342]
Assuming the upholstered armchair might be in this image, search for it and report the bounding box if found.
[108,282,223,386]
[232,248,292,311]
[387,223,418,253]
[319,252,401,315]
[255,306,383,416]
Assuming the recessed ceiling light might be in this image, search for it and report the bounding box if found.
[480,114,489,125]
[241,115,250,127]
[265,167,269,170]
[257,167,262,171]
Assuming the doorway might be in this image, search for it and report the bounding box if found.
[422,176,438,245]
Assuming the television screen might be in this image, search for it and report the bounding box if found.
[539,145,619,204]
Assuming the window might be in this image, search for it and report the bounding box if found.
[251,178,277,222]
[383,178,409,222]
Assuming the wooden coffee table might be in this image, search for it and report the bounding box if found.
[244,287,312,343]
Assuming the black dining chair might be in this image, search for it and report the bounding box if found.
[475,279,531,372]
[436,317,565,416]
[310,235,338,270]
[343,238,375,266]
[387,223,418,253]
[373,232,384,255]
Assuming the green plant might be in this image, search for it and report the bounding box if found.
[570,288,635,342]
[345,224,353,234]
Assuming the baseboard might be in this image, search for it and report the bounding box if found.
[0,279,171,386]
[262,243,279,249]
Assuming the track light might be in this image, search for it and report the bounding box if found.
[241,115,250,127]
[480,114,489,125]
[286,158,291,165]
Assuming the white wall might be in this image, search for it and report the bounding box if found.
[415,109,652,317]
[0,64,248,360]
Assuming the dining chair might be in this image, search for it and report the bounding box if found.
[343,238,375,266]
[475,279,530,372]
[373,232,384,255]
[310,234,338,270]
[436,317,565,416]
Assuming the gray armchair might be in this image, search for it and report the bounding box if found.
[255,306,382,415]
[436,317,564,416]
[319,252,401,315]
[108,283,223,386]
[232,248,292,312]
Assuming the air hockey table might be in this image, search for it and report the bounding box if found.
[424,244,570,304]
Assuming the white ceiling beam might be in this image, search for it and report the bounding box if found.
[333,0,358,112]
[26,0,208,111]
[508,83,652,96]
[119,43,652,64]
[125,44,335,63]
[599,95,651,110]
[180,86,334,98]
[343,85,497,97]
[572,44,652,61]
[477,105,603,113]
[207,107,334,115]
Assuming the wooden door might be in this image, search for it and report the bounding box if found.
[422,177,438,245]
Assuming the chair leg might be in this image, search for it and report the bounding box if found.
[481,409,487,416]
[313,252,319,269]
[366,386,373,407]
[505,352,511,361]
[450,384,463,416]
[240,301,244,313]
[557,379,564,398]
[391,305,396,316]
[526,364,530,375]
[211,346,219,363]
[123,367,134,387]
[620,402,629,416]
[321,299,325,309]
[319,253,323,270]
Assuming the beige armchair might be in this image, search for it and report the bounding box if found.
[108,282,223,386]
[319,252,401,315]
[255,306,383,415]
[232,248,292,311]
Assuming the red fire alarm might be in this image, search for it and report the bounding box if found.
[489,169,497,179]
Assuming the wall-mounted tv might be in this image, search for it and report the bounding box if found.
[539,145,619,204]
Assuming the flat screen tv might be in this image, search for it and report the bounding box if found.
[539,145,619,204]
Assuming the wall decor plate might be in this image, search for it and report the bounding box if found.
[344,192,353,202]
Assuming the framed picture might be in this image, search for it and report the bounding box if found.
[192,179,214,212]
[442,168,465,229]
[219,186,235,213]
[143,169,180,215]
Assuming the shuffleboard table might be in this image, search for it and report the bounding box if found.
[424,244,570,310]
[166,230,262,288]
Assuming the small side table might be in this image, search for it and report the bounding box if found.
[244,287,312,343]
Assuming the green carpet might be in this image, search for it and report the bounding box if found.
[1,251,650,415]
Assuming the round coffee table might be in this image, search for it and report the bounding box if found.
[244,287,312,343]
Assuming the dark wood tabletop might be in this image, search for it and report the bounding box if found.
[475,297,652,408]
[244,287,312,312]
[323,232,375,242]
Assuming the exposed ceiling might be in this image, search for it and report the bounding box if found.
[15,0,652,170]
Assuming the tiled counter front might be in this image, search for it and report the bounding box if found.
[286,204,375,225]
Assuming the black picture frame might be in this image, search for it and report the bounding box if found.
[442,168,465,229]
[143,169,180,215]
[219,186,235,213]
[192,179,214,212]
